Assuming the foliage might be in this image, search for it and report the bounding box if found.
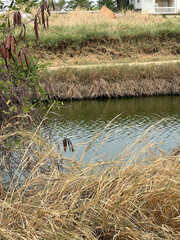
[97,0,117,12]
[54,0,67,11]
[0,0,55,123]
[66,0,95,10]
[0,59,46,122]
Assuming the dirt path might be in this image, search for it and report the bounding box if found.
[47,59,180,71]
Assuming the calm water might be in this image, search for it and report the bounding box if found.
[39,96,180,163]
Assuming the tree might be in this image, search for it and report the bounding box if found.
[117,0,120,10]
[97,0,117,12]
[117,0,130,10]
[67,0,95,10]
[55,0,66,11]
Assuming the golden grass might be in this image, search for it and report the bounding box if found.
[49,10,165,27]
[0,118,180,240]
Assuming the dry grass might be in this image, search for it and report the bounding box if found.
[0,118,180,240]
[49,10,165,27]
[41,63,180,100]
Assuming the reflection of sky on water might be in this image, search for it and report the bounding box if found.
[39,96,180,163]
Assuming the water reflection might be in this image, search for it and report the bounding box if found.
[39,96,180,162]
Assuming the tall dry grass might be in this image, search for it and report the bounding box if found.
[0,117,179,240]
[49,10,165,27]
[41,63,180,99]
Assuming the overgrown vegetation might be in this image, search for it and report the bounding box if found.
[0,0,55,123]
[25,12,180,61]
[0,122,179,239]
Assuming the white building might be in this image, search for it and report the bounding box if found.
[129,0,180,14]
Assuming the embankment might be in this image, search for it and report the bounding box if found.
[27,19,180,61]
[41,63,180,100]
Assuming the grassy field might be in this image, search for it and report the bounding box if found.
[0,119,180,240]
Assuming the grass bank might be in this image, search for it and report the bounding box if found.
[23,11,180,64]
[0,121,180,240]
[41,63,180,99]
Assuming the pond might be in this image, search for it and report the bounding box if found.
[39,96,180,163]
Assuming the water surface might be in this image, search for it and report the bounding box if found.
[39,96,180,163]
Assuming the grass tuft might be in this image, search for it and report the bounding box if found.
[0,119,180,239]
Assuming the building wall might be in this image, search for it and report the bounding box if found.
[130,0,180,13]
[141,0,155,13]
[155,0,168,7]
[134,0,142,9]
[177,0,180,13]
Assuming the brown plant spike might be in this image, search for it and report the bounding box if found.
[13,11,21,27]
[23,48,30,70]
[41,2,46,29]
[34,15,39,42]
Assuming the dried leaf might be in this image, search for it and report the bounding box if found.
[23,24,26,38]
[11,37,23,68]
[47,16,49,28]
[41,2,46,29]
[1,44,7,59]
[28,115,32,125]
[13,11,22,27]
[11,35,16,52]
[34,15,39,42]
[23,48,34,64]
[63,138,67,152]
[19,27,23,39]
[23,49,30,70]
[4,58,8,68]
[52,0,55,11]
[5,33,12,49]
[67,138,74,152]
[17,11,21,26]
[13,12,18,27]
[7,49,12,61]
[47,5,50,16]
[18,24,26,39]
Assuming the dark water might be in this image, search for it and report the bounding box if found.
[39,96,180,163]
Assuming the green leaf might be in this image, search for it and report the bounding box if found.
[9,1,14,9]
[25,7,30,13]
[22,105,30,114]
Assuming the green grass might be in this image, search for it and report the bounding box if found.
[25,19,180,48]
